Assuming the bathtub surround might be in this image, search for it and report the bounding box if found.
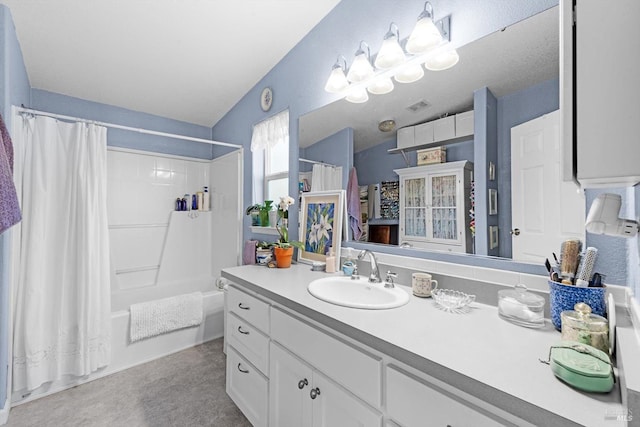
[11,115,111,394]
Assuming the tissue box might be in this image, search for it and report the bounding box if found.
[417,147,446,165]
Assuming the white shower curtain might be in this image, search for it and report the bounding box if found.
[11,114,111,393]
[310,164,342,192]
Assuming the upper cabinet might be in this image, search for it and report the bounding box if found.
[395,161,473,253]
[561,0,640,187]
[391,111,474,154]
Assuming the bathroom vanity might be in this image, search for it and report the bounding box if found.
[222,264,627,427]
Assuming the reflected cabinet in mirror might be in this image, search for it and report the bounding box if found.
[298,7,588,271]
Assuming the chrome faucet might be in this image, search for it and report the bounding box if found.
[357,250,382,283]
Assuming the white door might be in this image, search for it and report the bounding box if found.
[311,371,382,427]
[210,149,243,277]
[269,343,313,427]
[511,111,585,263]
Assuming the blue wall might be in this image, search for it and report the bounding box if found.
[300,127,353,190]
[212,0,558,245]
[31,90,214,159]
[0,4,31,412]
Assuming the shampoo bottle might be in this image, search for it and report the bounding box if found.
[203,186,210,211]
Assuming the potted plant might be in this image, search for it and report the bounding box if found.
[272,196,303,268]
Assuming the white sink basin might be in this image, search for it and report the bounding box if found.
[308,276,410,309]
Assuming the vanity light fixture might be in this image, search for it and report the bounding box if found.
[324,1,458,103]
[406,2,443,54]
[324,55,349,93]
[346,41,374,83]
[375,23,405,69]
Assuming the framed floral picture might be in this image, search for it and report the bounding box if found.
[298,190,345,270]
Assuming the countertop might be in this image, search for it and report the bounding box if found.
[222,264,625,427]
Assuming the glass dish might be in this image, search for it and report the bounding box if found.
[432,288,475,313]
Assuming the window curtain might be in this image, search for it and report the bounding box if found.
[250,110,289,152]
[11,114,111,393]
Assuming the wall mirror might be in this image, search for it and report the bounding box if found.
[298,7,567,273]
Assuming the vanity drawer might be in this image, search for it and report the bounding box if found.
[226,346,268,427]
[386,365,503,427]
[227,285,270,334]
[227,312,269,375]
[270,307,382,409]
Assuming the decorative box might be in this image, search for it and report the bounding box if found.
[417,147,446,165]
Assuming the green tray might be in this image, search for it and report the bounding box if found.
[549,341,614,393]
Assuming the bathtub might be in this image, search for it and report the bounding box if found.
[11,287,224,406]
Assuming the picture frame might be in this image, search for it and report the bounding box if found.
[489,225,499,249]
[488,189,498,215]
[298,190,345,271]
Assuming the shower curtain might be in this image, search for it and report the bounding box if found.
[10,114,111,393]
[310,164,342,192]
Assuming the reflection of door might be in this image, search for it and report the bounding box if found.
[511,111,584,263]
[210,149,243,277]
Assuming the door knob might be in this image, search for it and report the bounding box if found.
[510,228,520,236]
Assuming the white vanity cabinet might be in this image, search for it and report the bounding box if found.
[395,161,473,252]
[270,342,382,427]
[225,286,270,427]
[224,282,519,427]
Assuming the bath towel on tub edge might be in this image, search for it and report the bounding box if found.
[130,292,203,343]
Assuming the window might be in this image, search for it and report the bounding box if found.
[251,109,289,205]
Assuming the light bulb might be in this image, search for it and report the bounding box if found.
[347,53,374,83]
[425,49,459,71]
[324,66,349,93]
[394,64,424,83]
[368,78,394,95]
[345,87,369,103]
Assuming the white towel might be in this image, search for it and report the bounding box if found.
[129,292,203,343]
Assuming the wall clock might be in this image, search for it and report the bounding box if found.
[260,87,273,112]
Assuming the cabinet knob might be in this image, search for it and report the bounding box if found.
[310,387,321,399]
[298,378,308,389]
[237,325,249,335]
[238,302,250,310]
[510,228,520,236]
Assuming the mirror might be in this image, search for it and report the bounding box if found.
[298,7,561,265]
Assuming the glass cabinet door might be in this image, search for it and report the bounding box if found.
[429,173,459,241]
[403,177,427,238]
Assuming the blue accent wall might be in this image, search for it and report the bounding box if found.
[31,90,214,159]
[0,4,31,412]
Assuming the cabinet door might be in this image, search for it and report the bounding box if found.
[428,171,462,244]
[226,346,269,427]
[269,342,313,427]
[311,371,382,427]
[386,366,503,427]
[400,176,427,241]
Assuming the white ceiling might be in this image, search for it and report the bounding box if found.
[300,7,559,152]
[2,0,341,127]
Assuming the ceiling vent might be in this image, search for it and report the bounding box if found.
[406,100,431,113]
